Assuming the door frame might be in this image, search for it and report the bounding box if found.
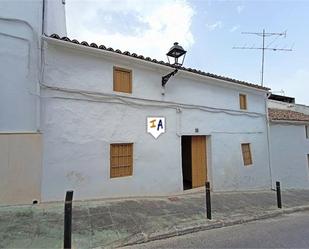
[181,135,209,190]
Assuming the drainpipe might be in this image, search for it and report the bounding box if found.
[42,0,46,35]
[265,92,274,189]
[37,0,46,132]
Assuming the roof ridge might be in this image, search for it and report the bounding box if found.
[48,34,270,91]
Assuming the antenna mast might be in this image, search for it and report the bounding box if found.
[233,29,292,86]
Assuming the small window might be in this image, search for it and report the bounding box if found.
[113,67,132,93]
[241,143,252,166]
[110,143,133,178]
[239,94,247,110]
[306,125,309,139]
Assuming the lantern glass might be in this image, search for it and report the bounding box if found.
[166,42,186,66]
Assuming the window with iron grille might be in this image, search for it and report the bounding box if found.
[110,143,133,178]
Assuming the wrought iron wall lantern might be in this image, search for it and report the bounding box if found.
[162,42,186,87]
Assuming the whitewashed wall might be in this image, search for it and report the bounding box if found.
[44,0,67,36]
[40,40,271,201]
[270,123,309,189]
[0,0,66,204]
[268,99,309,115]
[0,0,66,132]
[0,0,42,131]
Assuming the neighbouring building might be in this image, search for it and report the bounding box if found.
[268,97,309,189]
[0,0,307,205]
[0,0,66,204]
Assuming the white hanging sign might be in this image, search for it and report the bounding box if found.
[147,117,166,139]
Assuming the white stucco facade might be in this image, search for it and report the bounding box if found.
[0,0,66,132]
[0,0,42,131]
[270,123,309,189]
[268,99,309,115]
[40,38,272,201]
[268,100,309,189]
[0,0,66,204]
[44,0,67,37]
[3,0,308,204]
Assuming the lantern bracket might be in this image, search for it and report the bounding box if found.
[162,68,178,87]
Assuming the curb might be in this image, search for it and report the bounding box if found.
[120,205,309,248]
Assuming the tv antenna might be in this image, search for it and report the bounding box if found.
[233,29,293,86]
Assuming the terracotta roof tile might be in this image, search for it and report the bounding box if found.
[48,34,270,91]
[268,108,309,122]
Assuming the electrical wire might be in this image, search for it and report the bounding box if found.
[40,83,266,118]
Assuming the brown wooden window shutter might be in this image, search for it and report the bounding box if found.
[239,94,247,110]
[113,67,132,93]
[241,143,252,166]
[110,143,133,178]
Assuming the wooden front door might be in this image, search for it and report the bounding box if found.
[191,136,207,188]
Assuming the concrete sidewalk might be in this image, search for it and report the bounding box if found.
[0,189,309,248]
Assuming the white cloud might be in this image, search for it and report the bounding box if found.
[237,5,244,14]
[65,0,195,61]
[230,25,240,32]
[206,21,222,31]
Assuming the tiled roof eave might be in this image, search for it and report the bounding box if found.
[270,119,309,125]
[268,108,309,123]
[45,34,270,91]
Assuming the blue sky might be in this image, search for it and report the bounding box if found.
[66,0,309,105]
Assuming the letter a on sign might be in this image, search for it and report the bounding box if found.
[147,117,165,139]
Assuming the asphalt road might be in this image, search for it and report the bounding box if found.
[125,211,309,248]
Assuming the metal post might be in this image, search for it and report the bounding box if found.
[205,181,211,219]
[261,29,265,86]
[276,181,282,209]
[64,190,74,249]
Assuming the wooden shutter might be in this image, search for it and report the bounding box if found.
[110,143,133,178]
[239,94,247,110]
[241,143,252,166]
[113,67,132,93]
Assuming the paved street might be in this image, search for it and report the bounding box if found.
[0,189,308,248]
[126,211,309,248]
